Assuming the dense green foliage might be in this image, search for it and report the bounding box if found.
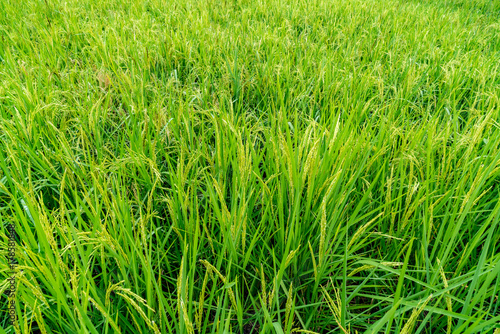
[1,0,500,332]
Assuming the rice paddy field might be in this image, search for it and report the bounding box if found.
[1,0,500,333]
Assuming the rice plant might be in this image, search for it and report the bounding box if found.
[0,0,499,333]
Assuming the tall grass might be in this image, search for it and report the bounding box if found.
[0,0,499,332]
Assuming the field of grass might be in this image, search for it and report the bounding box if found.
[1,0,500,333]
